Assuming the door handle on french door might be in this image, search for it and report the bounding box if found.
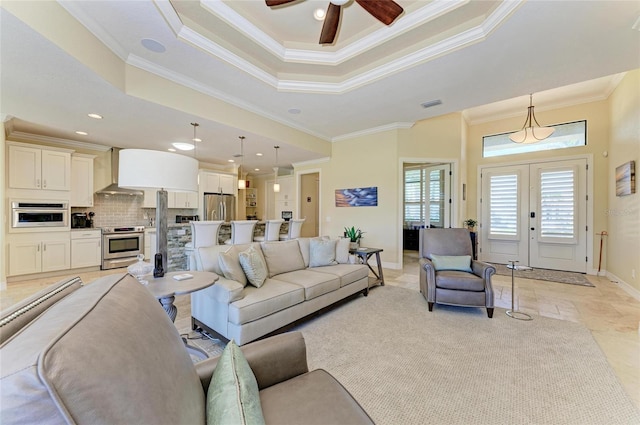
[530,212,535,218]
[531,227,535,231]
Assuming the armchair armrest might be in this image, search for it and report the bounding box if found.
[419,258,436,302]
[471,260,496,281]
[195,331,309,392]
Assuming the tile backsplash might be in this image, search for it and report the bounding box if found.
[71,194,197,228]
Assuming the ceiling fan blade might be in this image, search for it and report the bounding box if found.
[320,3,341,44]
[265,0,297,6]
[355,0,403,25]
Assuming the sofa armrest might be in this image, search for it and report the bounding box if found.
[196,332,309,393]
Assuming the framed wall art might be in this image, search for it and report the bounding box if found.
[615,160,635,196]
[335,187,378,207]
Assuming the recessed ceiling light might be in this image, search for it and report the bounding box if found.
[228,159,235,163]
[141,38,166,53]
[254,168,260,171]
[75,131,88,136]
[256,153,263,156]
[288,108,302,114]
[172,142,195,151]
[168,148,176,152]
[192,137,202,142]
[313,8,325,21]
[87,113,103,119]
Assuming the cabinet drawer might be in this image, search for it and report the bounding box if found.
[71,230,101,240]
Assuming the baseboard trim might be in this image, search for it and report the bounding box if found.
[606,271,640,302]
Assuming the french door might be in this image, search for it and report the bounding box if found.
[480,159,587,272]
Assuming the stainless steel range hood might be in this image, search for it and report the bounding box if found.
[96,148,144,196]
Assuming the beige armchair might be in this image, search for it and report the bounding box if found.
[419,228,496,318]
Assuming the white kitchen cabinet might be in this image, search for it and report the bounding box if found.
[143,189,157,208]
[201,171,235,195]
[9,232,71,276]
[71,230,101,268]
[171,191,198,209]
[8,142,72,191]
[144,228,157,261]
[71,154,96,207]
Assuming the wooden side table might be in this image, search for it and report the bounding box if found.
[146,271,219,359]
[506,260,533,321]
[349,247,385,288]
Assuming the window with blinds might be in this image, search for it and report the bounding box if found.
[429,169,444,227]
[404,168,423,223]
[489,173,518,238]
[539,168,576,240]
[404,166,445,227]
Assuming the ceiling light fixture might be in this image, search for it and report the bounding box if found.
[313,8,326,20]
[172,142,195,151]
[238,136,246,189]
[273,145,280,193]
[509,94,555,144]
[75,131,88,136]
[87,113,103,119]
[191,122,199,159]
[141,38,166,53]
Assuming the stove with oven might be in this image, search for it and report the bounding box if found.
[101,226,145,270]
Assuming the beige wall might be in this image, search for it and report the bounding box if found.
[466,99,611,271]
[607,69,640,291]
[1,121,6,288]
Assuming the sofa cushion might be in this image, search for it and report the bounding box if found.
[335,238,351,264]
[297,238,311,267]
[0,273,204,425]
[197,245,230,275]
[239,245,268,288]
[219,249,248,286]
[207,340,265,425]
[0,276,82,345]
[431,254,472,273]
[259,369,373,425]
[435,270,485,291]
[311,264,369,287]
[229,279,304,325]
[261,240,305,278]
[274,270,340,300]
[309,238,337,267]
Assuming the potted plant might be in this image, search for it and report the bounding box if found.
[463,219,477,231]
[344,226,365,250]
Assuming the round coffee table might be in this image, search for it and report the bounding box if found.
[146,271,218,322]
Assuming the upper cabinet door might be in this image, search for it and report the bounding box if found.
[71,155,95,206]
[219,174,235,195]
[9,145,41,189]
[41,150,71,191]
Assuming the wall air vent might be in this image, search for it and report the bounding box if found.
[421,99,443,109]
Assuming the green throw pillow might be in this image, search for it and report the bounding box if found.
[239,245,268,288]
[431,254,472,272]
[207,340,265,425]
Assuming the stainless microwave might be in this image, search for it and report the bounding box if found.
[11,201,69,229]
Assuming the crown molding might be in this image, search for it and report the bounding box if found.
[332,122,414,142]
[292,156,331,169]
[7,131,112,151]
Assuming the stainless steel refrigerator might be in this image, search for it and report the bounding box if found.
[203,193,236,222]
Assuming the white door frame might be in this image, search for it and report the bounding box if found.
[477,153,594,274]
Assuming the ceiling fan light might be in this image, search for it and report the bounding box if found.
[313,8,325,20]
[172,142,195,151]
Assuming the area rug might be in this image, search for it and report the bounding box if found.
[490,263,595,287]
[180,286,638,424]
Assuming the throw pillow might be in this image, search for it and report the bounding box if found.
[431,254,472,272]
[206,340,265,425]
[335,238,351,264]
[260,240,305,278]
[238,245,268,288]
[219,248,248,286]
[309,238,337,267]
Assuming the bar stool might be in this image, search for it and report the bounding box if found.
[189,221,223,248]
[279,218,305,241]
[224,220,258,245]
[254,219,284,242]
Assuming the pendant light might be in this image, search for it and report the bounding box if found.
[273,145,280,193]
[509,94,555,144]
[191,122,199,158]
[238,136,246,189]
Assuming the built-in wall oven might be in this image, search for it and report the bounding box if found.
[101,226,145,270]
[11,201,69,229]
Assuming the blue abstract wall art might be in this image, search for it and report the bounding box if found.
[335,187,378,207]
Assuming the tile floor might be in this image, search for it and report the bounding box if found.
[2,251,639,409]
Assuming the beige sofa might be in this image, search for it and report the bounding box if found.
[190,238,370,345]
[0,273,373,424]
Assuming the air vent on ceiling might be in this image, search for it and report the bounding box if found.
[421,100,443,109]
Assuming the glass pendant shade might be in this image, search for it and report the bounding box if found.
[238,178,246,189]
[509,94,554,144]
[273,182,280,193]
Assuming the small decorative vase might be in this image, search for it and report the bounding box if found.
[349,241,359,250]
